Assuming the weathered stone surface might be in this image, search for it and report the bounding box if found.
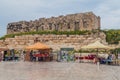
[7,12,100,34]
[0,32,108,51]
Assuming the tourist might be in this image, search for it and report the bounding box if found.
[30,50,33,61]
[0,51,2,61]
[93,56,99,64]
[20,51,25,61]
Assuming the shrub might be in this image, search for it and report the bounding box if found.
[0,30,98,40]
[103,29,120,44]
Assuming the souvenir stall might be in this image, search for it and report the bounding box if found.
[25,42,52,62]
[0,47,8,61]
[57,48,74,62]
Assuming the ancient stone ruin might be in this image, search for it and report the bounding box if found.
[0,32,106,51]
[7,12,100,34]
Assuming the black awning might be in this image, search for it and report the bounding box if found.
[60,48,74,51]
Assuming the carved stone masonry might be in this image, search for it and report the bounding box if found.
[7,12,100,34]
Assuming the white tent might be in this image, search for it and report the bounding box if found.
[81,41,112,49]
[81,40,114,70]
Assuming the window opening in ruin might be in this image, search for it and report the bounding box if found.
[55,24,58,31]
[67,23,70,29]
[41,26,44,30]
[49,23,52,30]
[74,22,79,31]
[34,37,39,43]
[83,21,88,28]
[41,23,44,25]
[9,25,13,29]
[67,34,69,37]
[36,26,39,31]
[25,27,29,32]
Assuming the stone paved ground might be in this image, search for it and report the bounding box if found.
[0,61,120,80]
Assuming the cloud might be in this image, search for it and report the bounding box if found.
[93,0,120,29]
[0,0,120,37]
[0,26,6,37]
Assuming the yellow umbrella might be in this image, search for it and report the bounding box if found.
[0,47,8,51]
[26,42,50,50]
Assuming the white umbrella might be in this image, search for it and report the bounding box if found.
[81,40,114,70]
[81,41,112,49]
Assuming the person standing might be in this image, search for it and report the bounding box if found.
[93,56,99,64]
[0,51,2,61]
[30,50,33,61]
[20,51,25,61]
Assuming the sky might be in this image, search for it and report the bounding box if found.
[0,0,120,37]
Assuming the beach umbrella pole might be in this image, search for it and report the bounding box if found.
[96,48,100,70]
[97,61,100,70]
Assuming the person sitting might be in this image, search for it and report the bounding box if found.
[101,54,113,65]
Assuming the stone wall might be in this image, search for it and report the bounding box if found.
[7,12,100,34]
[0,32,106,51]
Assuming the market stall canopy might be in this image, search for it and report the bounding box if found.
[7,45,25,50]
[81,41,113,49]
[60,48,74,51]
[25,42,50,50]
[0,47,8,51]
